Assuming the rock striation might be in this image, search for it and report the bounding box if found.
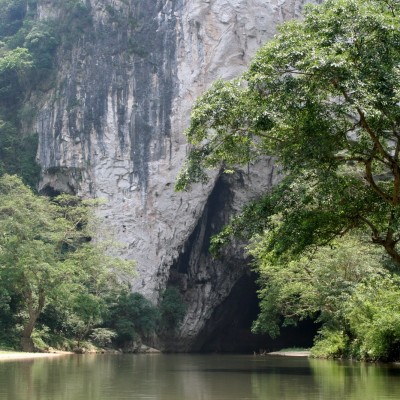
[34,0,316,351]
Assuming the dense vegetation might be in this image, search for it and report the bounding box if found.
[0,174,136,351]
[0,174,187,352]
[178,0,400,361]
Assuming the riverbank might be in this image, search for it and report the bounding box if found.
[0,351,73,361]
[267,350,311,357]
[1,348,310,361]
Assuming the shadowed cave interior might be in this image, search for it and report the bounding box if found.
[197,273,317,354]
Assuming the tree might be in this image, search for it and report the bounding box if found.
[344,272,400,361]
[0,0,27,39]
[177,0,400,265]
[0,47,33,105]
[249,235,394,358]
[0,175,135,351]
[158,288,187,333]
[108,292,159,345]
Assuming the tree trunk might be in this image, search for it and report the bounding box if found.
[20,337,35,353]
[20,290,45,352]
[384,242,400,267]
[20,312,40,352]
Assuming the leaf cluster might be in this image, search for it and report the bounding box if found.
[107,292,159,343]
[250,236,385,337]
[158,287,187,333]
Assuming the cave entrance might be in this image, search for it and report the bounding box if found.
[197,272,317,353]
[170,173,317,353]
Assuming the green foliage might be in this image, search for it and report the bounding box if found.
[66,292,110,346]
[107,288,188,345]
[311,329,349,359]
[24,23,58,71]
[0,289,19,349]
[158,288,187,333]
[250,234,400,361]
[345,274,400,361]
[0,47,32,105]
[90,328,117,347]
[54,0,92,49]
[250,237,385,336]
[0,123,40,188]
[0,53,41,189]
[0,3,42,186]
[108,292,159,343]
[0,175,135,350]
[0,0,27,39]
[310,273,400,361]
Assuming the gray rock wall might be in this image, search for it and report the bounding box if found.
[34,0,315,350]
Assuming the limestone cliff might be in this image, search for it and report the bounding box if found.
[33,0,315,351]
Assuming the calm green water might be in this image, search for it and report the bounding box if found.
[1,354,400,400]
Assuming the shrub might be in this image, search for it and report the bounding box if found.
[311,329,348,359]
[158,288,186,333]
[109,292,159,343]
[90,328,117,347]
[345,275,400,361]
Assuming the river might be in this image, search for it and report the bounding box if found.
[1,354,400,400]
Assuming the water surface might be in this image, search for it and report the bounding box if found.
[1,354,400,400]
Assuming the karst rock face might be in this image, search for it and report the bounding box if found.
[34,0,314,351]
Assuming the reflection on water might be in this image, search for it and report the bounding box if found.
[1,354,400,400]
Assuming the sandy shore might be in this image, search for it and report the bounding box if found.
[267,350,311,357]
[0,351,73,361]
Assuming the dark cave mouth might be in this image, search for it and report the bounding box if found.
[167,173,317,353]
[197,273,318,354]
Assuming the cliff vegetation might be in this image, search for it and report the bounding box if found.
[0,0,92,188]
